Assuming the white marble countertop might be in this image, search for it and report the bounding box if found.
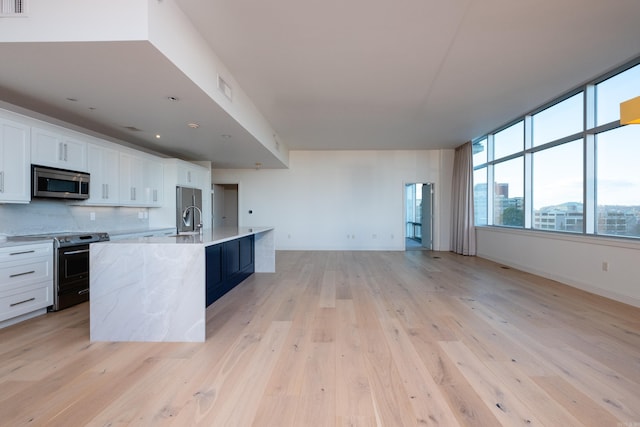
[104,226,274,247]
[107,228,176,240]
[1,236,53,248]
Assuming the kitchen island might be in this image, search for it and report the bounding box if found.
[89,227,274,343]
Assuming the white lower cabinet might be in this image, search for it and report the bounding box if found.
[0,242,53,328]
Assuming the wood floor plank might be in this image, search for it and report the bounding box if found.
[531,375,621,427]
[335,299,376,422]
[378,317,462,425]
[439,340,545,426]
[0,250,638,426]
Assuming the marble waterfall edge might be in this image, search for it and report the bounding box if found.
[90,243,206,342]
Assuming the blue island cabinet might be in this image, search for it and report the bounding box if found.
[205,234,255,306]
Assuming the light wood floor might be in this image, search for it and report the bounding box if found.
[1,251,639,426]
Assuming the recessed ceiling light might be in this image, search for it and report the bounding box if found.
[66,97,78,102]
[221,134,232,139]
[167,96,179,102]
[187,122,200,129]
[155,134,161,139]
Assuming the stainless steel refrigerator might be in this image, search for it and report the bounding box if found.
[176,186,203,233]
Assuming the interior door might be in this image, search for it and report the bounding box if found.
[421,183,433,249]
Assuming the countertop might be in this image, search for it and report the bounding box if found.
[107,228,176,240]
[0,236,53,249]
[103,226,274,247]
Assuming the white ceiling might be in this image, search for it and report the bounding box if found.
[1,0,640,168]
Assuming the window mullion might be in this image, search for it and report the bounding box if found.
[524,115,533,228]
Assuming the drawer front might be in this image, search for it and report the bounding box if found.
[0,257,52,292]
[0,284,52,322]
[0,243,52,263]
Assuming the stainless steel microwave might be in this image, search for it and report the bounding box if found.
[32,165,90,200]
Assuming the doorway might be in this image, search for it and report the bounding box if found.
[405,183,434,250]
[212,183,238,227]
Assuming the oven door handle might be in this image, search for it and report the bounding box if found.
[62,249,90,255]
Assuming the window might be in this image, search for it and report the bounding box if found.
[494,121,523,159]
[493,157,524,227]
[596,125,640,238]
[532,93,583,146]
[596,64,640,126]
[472,55,640,241]
[474,167,488,225]
[532,140,583,232]
[472,138,487,166]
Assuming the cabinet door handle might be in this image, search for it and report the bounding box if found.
[131,187,136,200]
[78,289,89,295]
[10,270,35,278]
[59,142,64,161]
[106,183,109,199]
[153,189,158,202]
[64,143,68,161]
[10,297,36,307]
[0,170,4,193]
[10,250,35,256]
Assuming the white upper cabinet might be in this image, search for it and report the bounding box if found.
[0,117,31,203]
[119,152,144,206]
[118,152,163,207]
[176,162,203,188]
[143,158,163,207]
[31,126,88,172]
[86,143,120,205]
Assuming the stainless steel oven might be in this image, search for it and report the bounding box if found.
[10,232,110,311]
[57,244,91,310]
[51,233,109,311]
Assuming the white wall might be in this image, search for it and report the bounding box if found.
[213,150,454,251]
[477,227,640,308]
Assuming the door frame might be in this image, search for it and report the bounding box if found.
[403,181,436,251]
[212,181,241,227]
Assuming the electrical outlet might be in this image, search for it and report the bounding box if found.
[602,261,609,272]
[90,212,95,221]
[138,211,144,219]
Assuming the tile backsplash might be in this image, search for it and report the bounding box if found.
[0,200,151,236]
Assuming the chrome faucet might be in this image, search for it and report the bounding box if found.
[182,205,203,233]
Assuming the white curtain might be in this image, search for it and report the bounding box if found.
[451,142,476,255]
